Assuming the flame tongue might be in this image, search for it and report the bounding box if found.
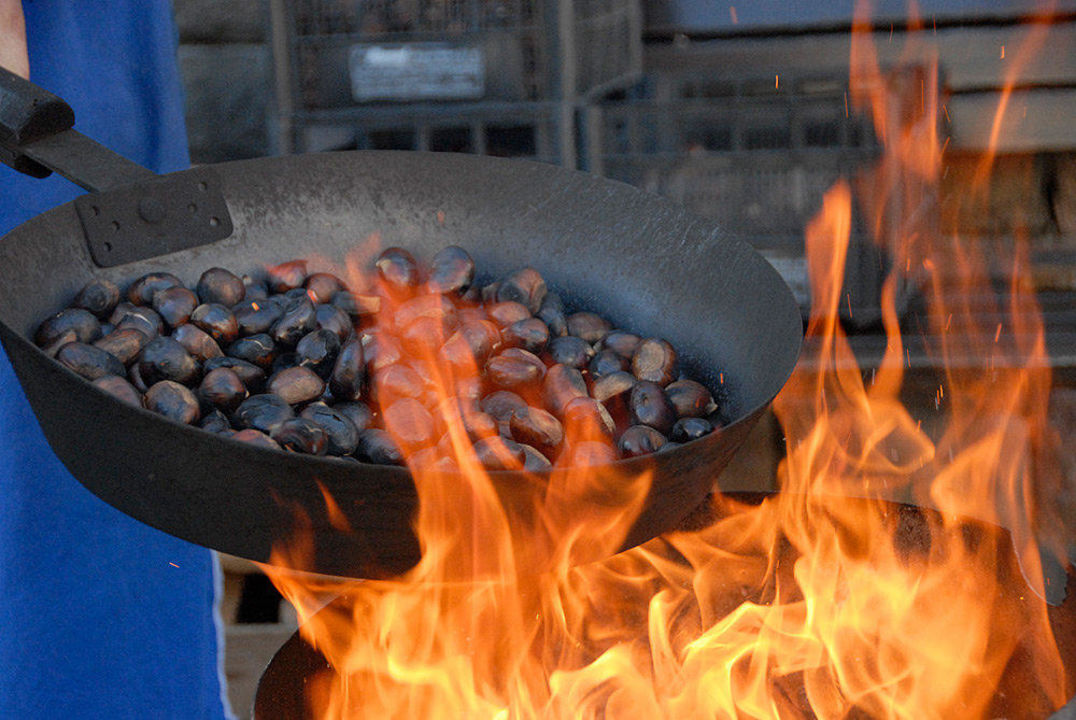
[259,7,1073,717]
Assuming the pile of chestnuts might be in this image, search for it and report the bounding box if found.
[34,246,722,470]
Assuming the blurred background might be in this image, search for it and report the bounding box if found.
[170,1,1076,714]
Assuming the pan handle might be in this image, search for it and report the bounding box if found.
[0,66,156,191]
[0,66,233,267]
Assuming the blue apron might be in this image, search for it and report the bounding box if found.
[0,3,230,717]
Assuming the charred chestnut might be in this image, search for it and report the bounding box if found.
[566,312,610,344]
[137,337,200,386]
[115,306,164,340]
[242,275,269,301]
[303,273,343,304]
[335,402,375,433]
[152,286,199,328]
[357,429,404,466]
[429,245,475,294]
[665,379,716,419]
[373,363,426,404]
[190,303,239,345]
[200,409,233,434]
[203,356,266,392]
[197,267,245,307]
[172,324,223,364]
[272,418,329,455]
[542,364,588,417]
[225,334,277,370]
[233,299,283,336]
[670,417,714,443]
[232,428,281,450]
[144,380,200,424]
[268,366,325,406]
[73,279,121,319]
[93,328,149,366]
[270,296,316,347]
[631,338,678,387]
[520,444,553,472]
[485,349,546,390]
[233,394,294,435]
[473,436,525,471]
[329,339,365,401]
[480,390,528,433]
[599,331,640,359]
[375,247,420,294]
[562,396,616,440]
[295,329,341,379]
[503,317,549,355]
[35,308,102,347]
[617,425,667,458]
[199,368,248,413]
[300,403,360,456]
[587,349,627,379]
[127,272,182,306]
[537,292,568,337]
[509,406,564,450]
[91,374,143,408]
[266,260,308,293]
[486,301,531,328]
[628,381,677,435]
[382,398,436,450]
[331,290,380,318]
[496,267,546,314]
[314,304,353,343]
[547,335,594,370]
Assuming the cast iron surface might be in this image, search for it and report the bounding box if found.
[0,151,802,578]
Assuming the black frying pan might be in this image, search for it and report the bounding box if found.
[0,68,802,578]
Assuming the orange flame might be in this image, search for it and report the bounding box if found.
[258,7,1073,718]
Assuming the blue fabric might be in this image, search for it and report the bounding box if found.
[0,3,230,718]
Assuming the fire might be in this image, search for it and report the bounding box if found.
[258,7,1073,718]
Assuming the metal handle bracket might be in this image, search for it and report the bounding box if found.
[75,168,234,267]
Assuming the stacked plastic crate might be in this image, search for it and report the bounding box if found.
[268,0,642,167]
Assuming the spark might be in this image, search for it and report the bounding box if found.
[945,313,953,332]
[943,104,951,123]
[1001,45,1006,59]
[307,289,318,303]
[844,91,849,117]
[994,323,1003,343]
[941,136,951,155]
[169,562,179,568]
[719,372,725,384]
[251,302,260,311]
[846,293,853,317]
[729,6,738,24]
[775,74,779,90]
[437,210,446,225]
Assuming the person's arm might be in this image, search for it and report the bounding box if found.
[0,0,28,78]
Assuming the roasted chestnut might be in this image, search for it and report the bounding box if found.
[73,279,121,319]
[35,308,101,347]
[428,245,475,294]
[152,286,199,328]
[137,337,200,386]
[144,380,200,424]
[190,303,239,345]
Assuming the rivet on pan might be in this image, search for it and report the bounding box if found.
[198,181,208,191]
[209,217,220,227]
[188,203,198,214]
[111,220,120,231]
[138,196,167,224]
